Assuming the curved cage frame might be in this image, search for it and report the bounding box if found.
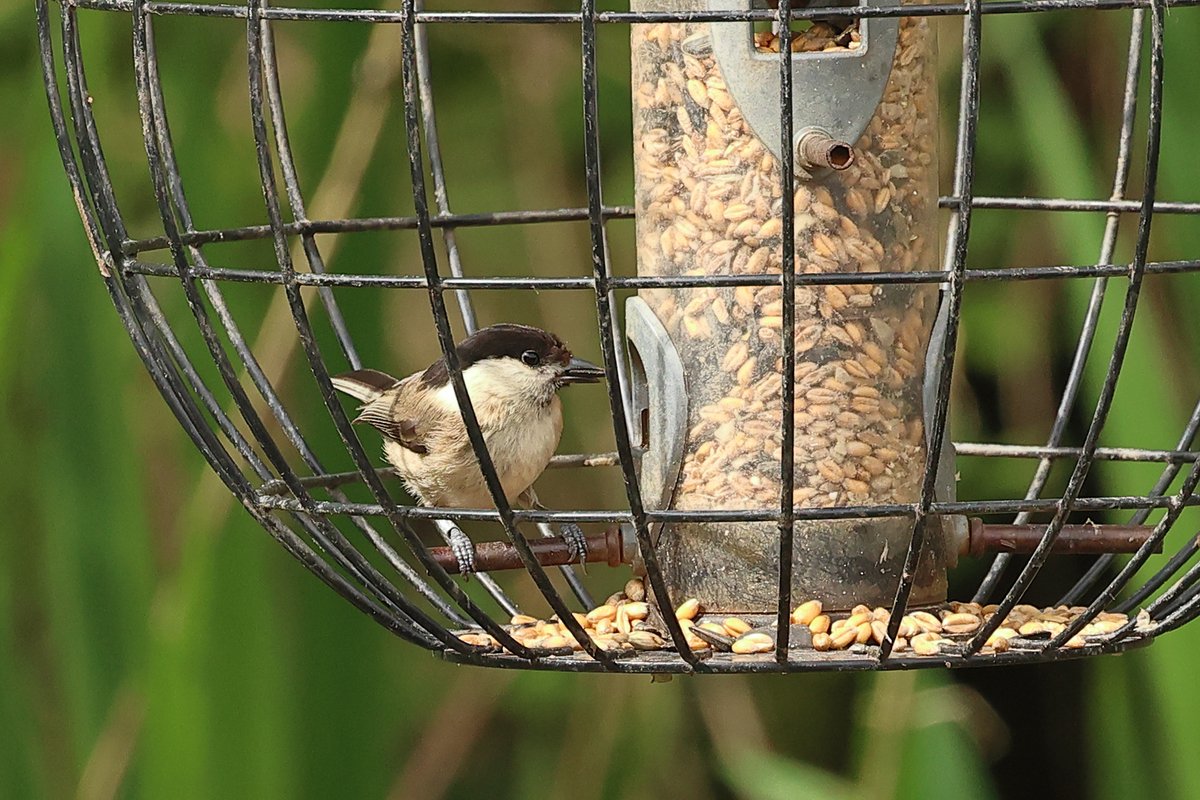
[35,0,1200,673]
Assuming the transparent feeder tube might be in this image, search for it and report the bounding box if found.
[630,4,952,612]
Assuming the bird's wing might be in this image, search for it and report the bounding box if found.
[330,368,400,403]
[353,375,449,455]
[332,368,430,453]
[353,403,428,454]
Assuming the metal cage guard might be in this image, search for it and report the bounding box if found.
[35,0,1200,672]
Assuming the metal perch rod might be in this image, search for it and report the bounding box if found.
[427,520,1162,575]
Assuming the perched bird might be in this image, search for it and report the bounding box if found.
[332,323,605,574]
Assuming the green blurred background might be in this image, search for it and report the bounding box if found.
[4,0,1200,797]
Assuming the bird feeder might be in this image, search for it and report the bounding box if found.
[36,0,1193,672]
[627,0,957,613]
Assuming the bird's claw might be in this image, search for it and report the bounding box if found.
[447,525,477,577]
[560,522,589,572]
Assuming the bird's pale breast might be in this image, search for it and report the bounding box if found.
[385,380,563,509]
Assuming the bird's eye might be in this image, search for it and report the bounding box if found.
[521,350,540,366]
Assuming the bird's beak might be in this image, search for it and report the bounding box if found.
[559,356,606,384]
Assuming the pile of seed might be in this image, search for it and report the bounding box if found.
[455,581,1153,658]
[456,578,712,654]
[790,599,1151,656]
[631,16,939,511]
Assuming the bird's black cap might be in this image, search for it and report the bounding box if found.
[419,324,573,387]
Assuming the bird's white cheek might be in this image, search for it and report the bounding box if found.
[433,380,461,411]
[434,360,554,410]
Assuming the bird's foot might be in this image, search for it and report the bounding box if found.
[447,525,477,577]
[560,522,589,572]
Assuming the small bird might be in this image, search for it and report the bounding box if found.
[332,323,606,574]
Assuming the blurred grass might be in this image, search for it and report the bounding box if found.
[4,0,1200,798]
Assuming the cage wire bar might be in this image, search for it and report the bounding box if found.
[773,0,799,662]
[35,0,1200,672]
[974,6,1144,608]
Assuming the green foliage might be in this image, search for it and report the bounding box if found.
[726,749,859,800]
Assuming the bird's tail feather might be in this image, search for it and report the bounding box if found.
[331,368,399,404]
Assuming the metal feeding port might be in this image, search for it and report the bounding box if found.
[705,0,896,176]
[35,0,1198,675]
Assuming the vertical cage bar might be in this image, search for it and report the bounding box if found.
[879,0,980,660]
[976,9,1145,605]
[397,0,618,665]
[411,4,596,609]
[582,0,700,664]
[963,0,1166,657]
[243,0,524,656]
[255,15,522,617]
[413,0,478,334]
[772,0,797,663]
[1037,0,1169,650]
[260,24,361,369]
